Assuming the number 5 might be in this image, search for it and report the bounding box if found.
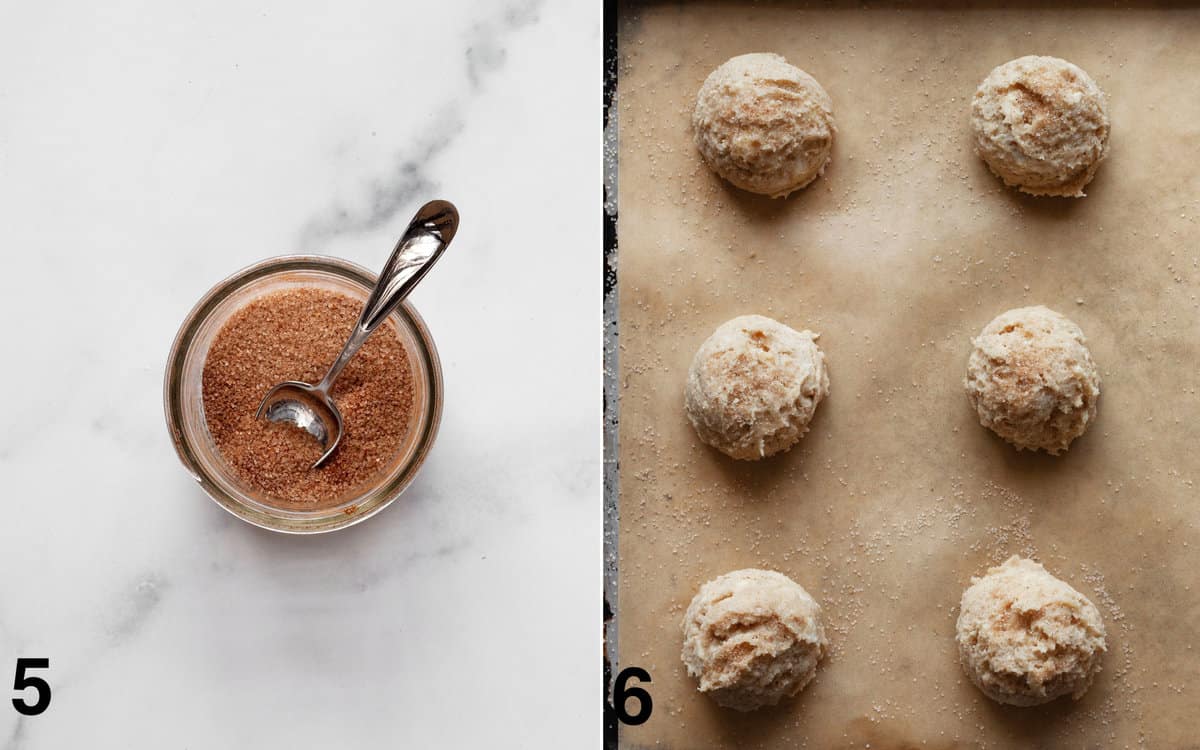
[12,658,50,716]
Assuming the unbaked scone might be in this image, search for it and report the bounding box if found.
[971,55,1109,197]
[692,53,835,198]
[685,314,829,460]
[682,569,828,711]
[956,556,1106,706]
[965,306,1099,454]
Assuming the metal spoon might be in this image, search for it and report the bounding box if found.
[256,199,458,469]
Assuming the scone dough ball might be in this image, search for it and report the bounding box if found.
[971,55,1109,197]
[692,53,836,198]
[682,569,828,711]
[956,556,1106,706]
[965,306,1099,455]
[685,314,829,461]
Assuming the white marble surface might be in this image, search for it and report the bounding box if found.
[0,1,600,746]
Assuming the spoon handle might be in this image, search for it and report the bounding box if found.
[316,200,458,392]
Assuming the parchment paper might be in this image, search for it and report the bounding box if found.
[614,3,1200,747]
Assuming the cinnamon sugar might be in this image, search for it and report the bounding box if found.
[201,287,414,507]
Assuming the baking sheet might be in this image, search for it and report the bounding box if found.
[613,2,1200,747]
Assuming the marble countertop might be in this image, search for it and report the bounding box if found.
[0,1,599,746]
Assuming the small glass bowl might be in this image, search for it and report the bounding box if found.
[164,255,443,533]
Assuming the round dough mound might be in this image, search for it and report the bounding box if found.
[692,53,835,198]
[971,55,1109,197]
[685,315,829,461]
[956,556,1106,706]
[682,569,828,711]
[965,306,1099,454]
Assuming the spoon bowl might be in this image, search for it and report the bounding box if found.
[256,380,342,462]
[256,200,458,469]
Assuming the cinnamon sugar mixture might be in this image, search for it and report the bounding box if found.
[202,287,414,507]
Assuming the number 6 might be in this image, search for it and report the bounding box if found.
[613,666,652,726]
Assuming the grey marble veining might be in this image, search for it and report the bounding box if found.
[297,0,546,250]
[0,1,599,747]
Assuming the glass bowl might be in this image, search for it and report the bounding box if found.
[164,255,443,533]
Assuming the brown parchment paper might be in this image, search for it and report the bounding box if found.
[614,3,1200,748]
